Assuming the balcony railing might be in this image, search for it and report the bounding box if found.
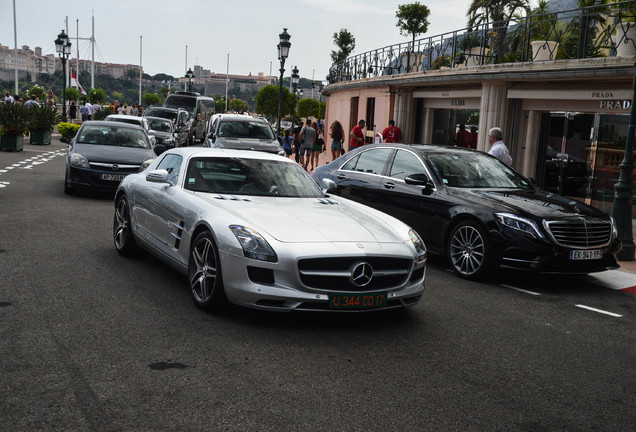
[327,1,636,84]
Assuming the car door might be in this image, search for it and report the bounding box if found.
[378,149,453,253]
[132,154,183,252]
[333,147,393,207]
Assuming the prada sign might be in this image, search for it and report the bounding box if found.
[599,100,632,110]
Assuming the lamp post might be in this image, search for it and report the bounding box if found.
[54,30,71,121]
[185,68,194,92]
[290,66,299,141]
[276,28,291,137]
[611,65,636,261]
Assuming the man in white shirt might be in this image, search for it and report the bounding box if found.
[487,127,512,165]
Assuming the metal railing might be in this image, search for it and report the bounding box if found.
[327,1,636,84]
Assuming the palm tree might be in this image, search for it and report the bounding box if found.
[467,0,531,62]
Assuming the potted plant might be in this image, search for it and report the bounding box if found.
[529,0,561,61]
[614,1,636,57]
[459,32,489,66]
[26,103,60,145]
[0,103,29,152]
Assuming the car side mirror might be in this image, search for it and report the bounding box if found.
[146,169,170,184]
[405,173,434,195]
[321,178,338,194]
[148,130,156,136]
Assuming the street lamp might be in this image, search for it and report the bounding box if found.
[290,66,300,141]
[185,68,194,92]
[276,28,291,137]
[54,30,71,121]
[611,66,636,261]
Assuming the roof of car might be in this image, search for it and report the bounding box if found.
[217,114,268,123]
[350,143,483,154]
[80,120,145,130]
[145,106,180,112]
[163,147,291,162]
[105,114,144,122]
[144,116,172,122]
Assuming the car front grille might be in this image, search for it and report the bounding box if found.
[544,218,612,248]
[298,257,414,292]
[89,162,141,173]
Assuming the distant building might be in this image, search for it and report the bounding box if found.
[0,44,56,75]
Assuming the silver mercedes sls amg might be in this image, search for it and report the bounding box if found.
[113,148,427,312]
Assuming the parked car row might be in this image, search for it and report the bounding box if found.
[61,96,621,314]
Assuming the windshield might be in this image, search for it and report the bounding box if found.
[427,152,531,189]
[144,108,177,122]
[76,125,151,149]
[147,118,172,132]
[218,120,275,140]
[164,95,196,117]
[185,157,323,197]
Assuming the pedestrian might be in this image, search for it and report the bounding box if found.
[90,100,100,118]
[23,94,39,108]
[83,100,92,120]
[282,129,293,159]
[117,104,126,115]
[329,120,344,160]
[349,119,366,150]
[69,101,77,124]
[309,121,324,171]
[382,119,401,143]
[130,104,139,117]
[2,91,14,104]
[456,124,472,148]
[298,119,316,170]
[487,127,512,165]
[469,126,478,149]
[293,121,303,163]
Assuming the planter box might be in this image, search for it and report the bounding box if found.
[531,41,559,61]
[29,130,52,145]
[616,23,636,57]
[0,135,24,152]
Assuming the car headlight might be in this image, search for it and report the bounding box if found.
[409,229,427,264]
[610,216,619,239]
[495,213,544,239]
[70,153,89,168]
[140,159,154,171]
[229,225,278,262]
[163,138,174,145]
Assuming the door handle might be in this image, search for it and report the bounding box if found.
[337,174,346,180]
[384,182,395,189]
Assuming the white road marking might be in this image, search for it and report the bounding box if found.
[575,304,622,317]
[502,284,541,296]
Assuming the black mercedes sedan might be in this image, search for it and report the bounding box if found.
[312,144,621,280]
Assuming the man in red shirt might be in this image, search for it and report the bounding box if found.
[456,124,472,148]
[382,119,401,143]
[349,119,366,150]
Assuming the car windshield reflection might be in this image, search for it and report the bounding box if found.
[427,152,530,188]
[184,157,324,197]
[77,125,151,149]
[218,121,275,140]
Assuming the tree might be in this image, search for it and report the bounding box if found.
[298,98,320,119]
[27,85,46,101]
[255,85,294,119]
[396,2,431,72]
[229,98,248,113]
[319,102,326,120]
[215,97,227,113]
[153,73,175,82]
[158,86,170,99]
[127,69,140,79]
[142,93,161,107]
[110,91,125,103]
[330,29,356,64]
[467,0,530,62]
[88,88,107,103]
[65,87,80,102]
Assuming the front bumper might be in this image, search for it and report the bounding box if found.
[218,241,426,312]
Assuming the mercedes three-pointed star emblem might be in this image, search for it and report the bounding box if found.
[350,261,374,287]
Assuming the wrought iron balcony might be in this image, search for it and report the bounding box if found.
[327,1,636,84]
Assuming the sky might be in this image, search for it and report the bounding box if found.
[1,0,476,84]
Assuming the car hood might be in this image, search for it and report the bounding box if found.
[73,143,154,164]
[199,194,406,244]
[456,188,607,219]
[215,138,280,153]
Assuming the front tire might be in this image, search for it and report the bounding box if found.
[189,231,227,311]
[447,220,491,280]
[113,195,138,256]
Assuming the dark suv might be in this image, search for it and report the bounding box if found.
[163,91,215,144]
[142,107,190,147]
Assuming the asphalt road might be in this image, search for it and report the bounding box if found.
[1,137,635,431]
